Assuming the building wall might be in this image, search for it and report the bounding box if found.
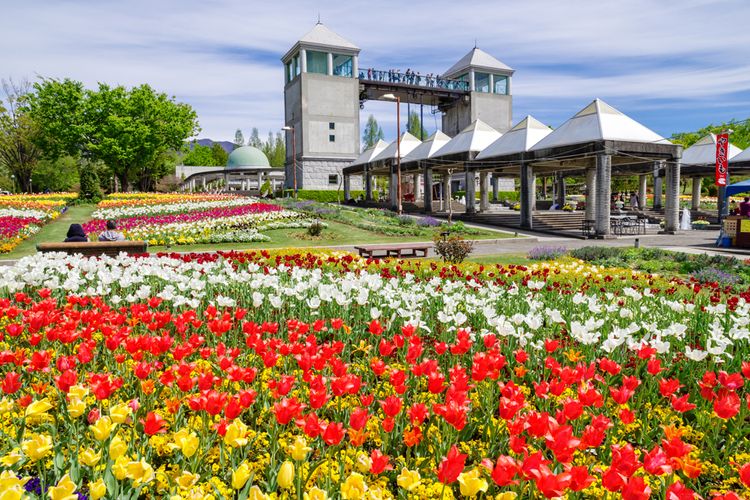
[441,92,513,135]
[300,158,362,190]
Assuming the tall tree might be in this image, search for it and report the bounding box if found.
[248,128,262,148]
[211,142,229,166]
[271,132,285,167]
[671,118,750,149]
[182,143,214,166]
[28,79,199,191]
[407,111,427,140]
[362,114,384,151]
[0,80,42,192]
[234,129,244,149]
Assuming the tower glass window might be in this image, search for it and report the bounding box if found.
[285,54,300,83]
[474,72,490,93]
[493,75,508,95]
[329,122,335,130]
[332,54,353,77]
[306,51,328,75]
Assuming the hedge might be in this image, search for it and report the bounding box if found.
[284,190,366,203]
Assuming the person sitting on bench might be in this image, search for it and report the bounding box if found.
[64,224,89,242]
[98,220,125,242]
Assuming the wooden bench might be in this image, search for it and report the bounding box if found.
[353,243,432,259]
[36,241,148,257]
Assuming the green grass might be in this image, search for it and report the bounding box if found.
[466,253,534,266]
[4,204,97,259]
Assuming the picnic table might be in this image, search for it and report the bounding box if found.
[353,243,432,259]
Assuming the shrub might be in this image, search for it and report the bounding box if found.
[691,267,741,287]
[527,246,568,261]
[417,216,441,227]
[433,234,474,263]
[79,167,102,203]
[496,191,519,202]
[286,190,365,203]
[397,216,416,227]
[307,221,324,237]
[569,246,624,262]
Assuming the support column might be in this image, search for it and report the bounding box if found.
[423,165,433,213]
[491,175,498,201]
[365,169,373,201]
[531,175,537,211]
[443,174,451,211]
[653,162,663,209]
[223,173,229,192]
[258,172,264,193]
[691,177,702,210]
[555,173,567,207]
[327,52,333,76]
[300,49,307,73]
[343,175,351,201]
[413,174,422,201]
[465,168,476,214]
[585,168,597,220]
[638,174,647,210]
[352,55,359,78]
[389,168,398,211]
[201,177,206,190]
[479,172,489,212]
[594,154,612,237]
[541,177,548,199]
[663,160,681,233]
[520,162,533,229]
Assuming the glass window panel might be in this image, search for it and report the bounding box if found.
[306,51,328,75]
[293,55,300,77]
[475,72,490,93]
[494,75,508,94]
[332,54,352,77]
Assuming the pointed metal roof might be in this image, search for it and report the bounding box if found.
[730,144,750,163]
[403,131,452,163]
[371,132,422,163]
[530,99,670,151]
[299,23,359,50]
[443,47,514,78]
[350,140,388,167]
[476,116,552,160]
[682,133,743,165]
[432,120,502,158]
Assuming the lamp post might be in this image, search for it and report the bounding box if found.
[382,93,402,214]
[281,125,297,198]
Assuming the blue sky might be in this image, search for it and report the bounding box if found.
[4,0,750,144]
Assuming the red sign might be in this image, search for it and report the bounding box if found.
[716,133,729,186]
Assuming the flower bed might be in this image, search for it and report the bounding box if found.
[0,193,77,253]
[85,194,313,246]
[0,251,749,498]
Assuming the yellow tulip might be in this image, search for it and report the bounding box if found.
[0,470,27,500]
[355,452,372,473]
[21,433,53,461]
[303,487,328,500]
[67,398,86,418]
[79,447,101,467]
[47,473,77,500]
[288,436,312,461]
[170,428,200,458]
[126,458,155,486]
[176,471,200,490]
[397,468,421,492]
[458,469,488,497]
[88,478,107,500]
[277,460,295,489]
[89,416,116,442]
[223,420,248,448]
[247,486,268,500]
[495,493,517,500]
[340,473,367,499]
[109,435,127,460]
[109,402,132,424]
[0,398,15,414]
[231,462,251,490]
[68,385,89,401]
[0,449,23,467]
[112,456,129,481]
[25,398,53,418]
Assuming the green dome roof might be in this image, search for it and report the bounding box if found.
[226,146,270,169]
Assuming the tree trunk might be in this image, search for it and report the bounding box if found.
[117,172,129,192]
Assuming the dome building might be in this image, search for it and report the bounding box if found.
[226,146,271,169]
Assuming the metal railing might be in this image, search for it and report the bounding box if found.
[359,68,470,92]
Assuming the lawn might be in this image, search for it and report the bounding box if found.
[3,204,97,259]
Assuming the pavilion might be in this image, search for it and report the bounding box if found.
[178,146,284,193]
[680,134,743,210]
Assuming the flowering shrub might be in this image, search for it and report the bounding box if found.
[527,245,568,261]
[0,251,749,498]
[691,267,742,287]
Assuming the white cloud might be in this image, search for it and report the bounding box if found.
[3,0,749,140]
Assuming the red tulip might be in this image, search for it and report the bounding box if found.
[321,422,345,446]
[1,372,21,394]
[621,476,651,500]
[739,462,750,487]
[489,455,519,486]
[141,411,167,435]
[713,389,741,419]
[568,465,594,491]
[273,397,305,425]
[643,445,672,476]
[349,408,369,431]
[436,445,466,484]
[665,481,696,500]
[369,449,392,474]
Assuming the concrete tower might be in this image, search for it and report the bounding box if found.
[282,23,361,190]
[441,47,514,136]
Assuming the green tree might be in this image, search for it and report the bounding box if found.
[211,143,228,166]
[671,118,750,149]
[0,80,41,192]
[182,143,214,166]
[271,132,285,167]
[362,114,384,151]
[78,162,102,202]
[28,79,199,191]
[407,111,427,140]
[248,128,262,148]
[32,156,79,192]
[234,129,244,149]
